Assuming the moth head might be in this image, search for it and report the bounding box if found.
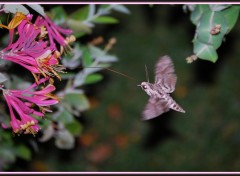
[138,82,152,96]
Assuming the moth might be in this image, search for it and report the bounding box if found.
[138,55,185,120]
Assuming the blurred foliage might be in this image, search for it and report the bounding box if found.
[1,4,240,172]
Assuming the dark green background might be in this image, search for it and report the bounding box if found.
[11,5,240,171]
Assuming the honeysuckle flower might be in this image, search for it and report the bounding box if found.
[0,10,76,135]
[34,15,75,54]
[0,78,59,134]
[0,15,65,81]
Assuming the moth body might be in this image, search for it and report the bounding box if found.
[139,55,185,120]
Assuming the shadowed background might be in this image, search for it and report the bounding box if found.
[9,4,240,171]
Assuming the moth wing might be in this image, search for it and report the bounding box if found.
[154,55,177,93]
[142,97,170,120]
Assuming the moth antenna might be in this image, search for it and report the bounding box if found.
[145,64,149,83]
[79,66,136,81]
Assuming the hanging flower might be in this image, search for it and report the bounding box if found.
[0,11,76,135]
[1,78,59,135]
[34,15,75,54]
[0,15,65,81]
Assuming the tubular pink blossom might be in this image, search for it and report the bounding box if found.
[1,78,59,134]
[1,15,65,80]
[34,15,73,53]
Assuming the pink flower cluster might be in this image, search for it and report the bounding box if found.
[1,78,58,134]
[0,12,75,134]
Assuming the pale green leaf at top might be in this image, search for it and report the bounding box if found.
[93,16,119,24]
[97,4,111,15]
[49,6,67,24]
[112,4,130,14]
[221,5,240,33]
[99,4,111,10]
[3,4,29,15]
[14,145,31,161]
[88,4,96,19]
[26,4,45,16]
[209,4,232,11]
[190,4,209,25]
[70,5,89,21]
[197,11,228,49]
[0,73,7,83]
[183,4,196,12]
[65,120,83,137]
[193,39,218,62]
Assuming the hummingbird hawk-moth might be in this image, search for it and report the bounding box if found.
[138,55,185,120]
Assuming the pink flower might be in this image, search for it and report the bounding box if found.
[34,15,75,54]
[1,78,59,134]
[0,14,65,81]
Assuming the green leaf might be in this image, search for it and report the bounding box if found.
[26,4,45,16]
[63,92,90,112]
[65,120,83,136]
[56,110,74,124]
[190,5,209,25]
[74,31,89,38]
[197,11,228,49]
[93,16,119,24]
[99,4,110,10]
[15,145,31,161]
[112,5,130,14]
[85,73,103,84]
[89,45,105,57]
[209,4,232,11]
[50,6,67,21]
[3,4,29,15]
[1,132,12,142]
[222,5,240,33]
[0,73,7,83]
[55,130,74,149]
[89,44,118,62]
[70,5,89,21]
[82,46,93,67]
[193,39,218,62]
[66,19,92,38]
